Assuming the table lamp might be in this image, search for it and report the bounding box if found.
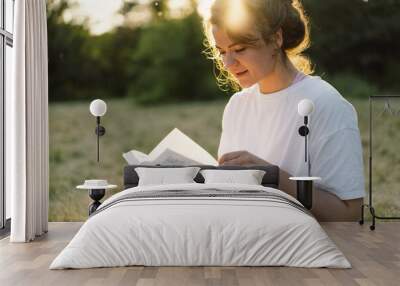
[89,99,107,162]
[290,99,321,210]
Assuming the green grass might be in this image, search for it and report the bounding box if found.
[49,99,226,221]
[49,97,400,221]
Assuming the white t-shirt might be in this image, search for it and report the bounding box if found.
[218,75,365,200]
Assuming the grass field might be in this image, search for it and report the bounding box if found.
[49,97,400,221]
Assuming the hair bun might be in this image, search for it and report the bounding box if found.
[281,4,306,51]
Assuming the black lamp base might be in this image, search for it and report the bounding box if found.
[95,125,106,136]
[88,189,105,215]
[296,180,313,210]
[289,177,321,210]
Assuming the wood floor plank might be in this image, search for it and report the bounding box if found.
[303,278,324,286]
[136,278,155,286]
[117,267,143,286]
[204,267,221,279]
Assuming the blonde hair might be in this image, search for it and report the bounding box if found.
[202,0,313,91]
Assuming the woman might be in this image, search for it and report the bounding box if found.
[202,0,365,221]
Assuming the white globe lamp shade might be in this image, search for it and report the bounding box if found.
[90,99,107,117]
[298,99,314,116]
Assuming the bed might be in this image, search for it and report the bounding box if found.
[49,165,350,269]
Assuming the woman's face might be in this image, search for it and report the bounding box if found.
[212,25,279,88]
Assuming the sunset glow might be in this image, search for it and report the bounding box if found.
[225,0,248,32]
[197,0,214,21]
[66,0,198,35]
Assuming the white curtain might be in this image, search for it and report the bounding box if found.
[6,0,49,242]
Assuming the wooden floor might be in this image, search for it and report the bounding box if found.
[0,222,399,286]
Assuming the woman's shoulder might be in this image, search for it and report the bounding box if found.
[297,76,353,110]
[299,76,342,99]
[301,76,359,129]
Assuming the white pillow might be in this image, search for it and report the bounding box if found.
[135,167,200,186]
[200,169,266,185]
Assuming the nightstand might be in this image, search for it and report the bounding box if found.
[289,177,321,210]
[77,180,117,215]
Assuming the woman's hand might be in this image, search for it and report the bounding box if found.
[218,151,269,166]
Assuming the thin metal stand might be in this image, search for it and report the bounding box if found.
[359,95,400,230]
[95,116,105,162]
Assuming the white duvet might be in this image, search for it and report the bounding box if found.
[50,183,351,269]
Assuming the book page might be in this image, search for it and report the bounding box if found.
[151,148,202,166]
[149,128,218,166]
[122,150,150,165]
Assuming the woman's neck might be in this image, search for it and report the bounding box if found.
[258,57,298,94]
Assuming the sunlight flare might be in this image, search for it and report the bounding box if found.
[225,0,249,32]
[197,0,214,21]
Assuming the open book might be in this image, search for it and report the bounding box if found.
[123,128,218,166]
